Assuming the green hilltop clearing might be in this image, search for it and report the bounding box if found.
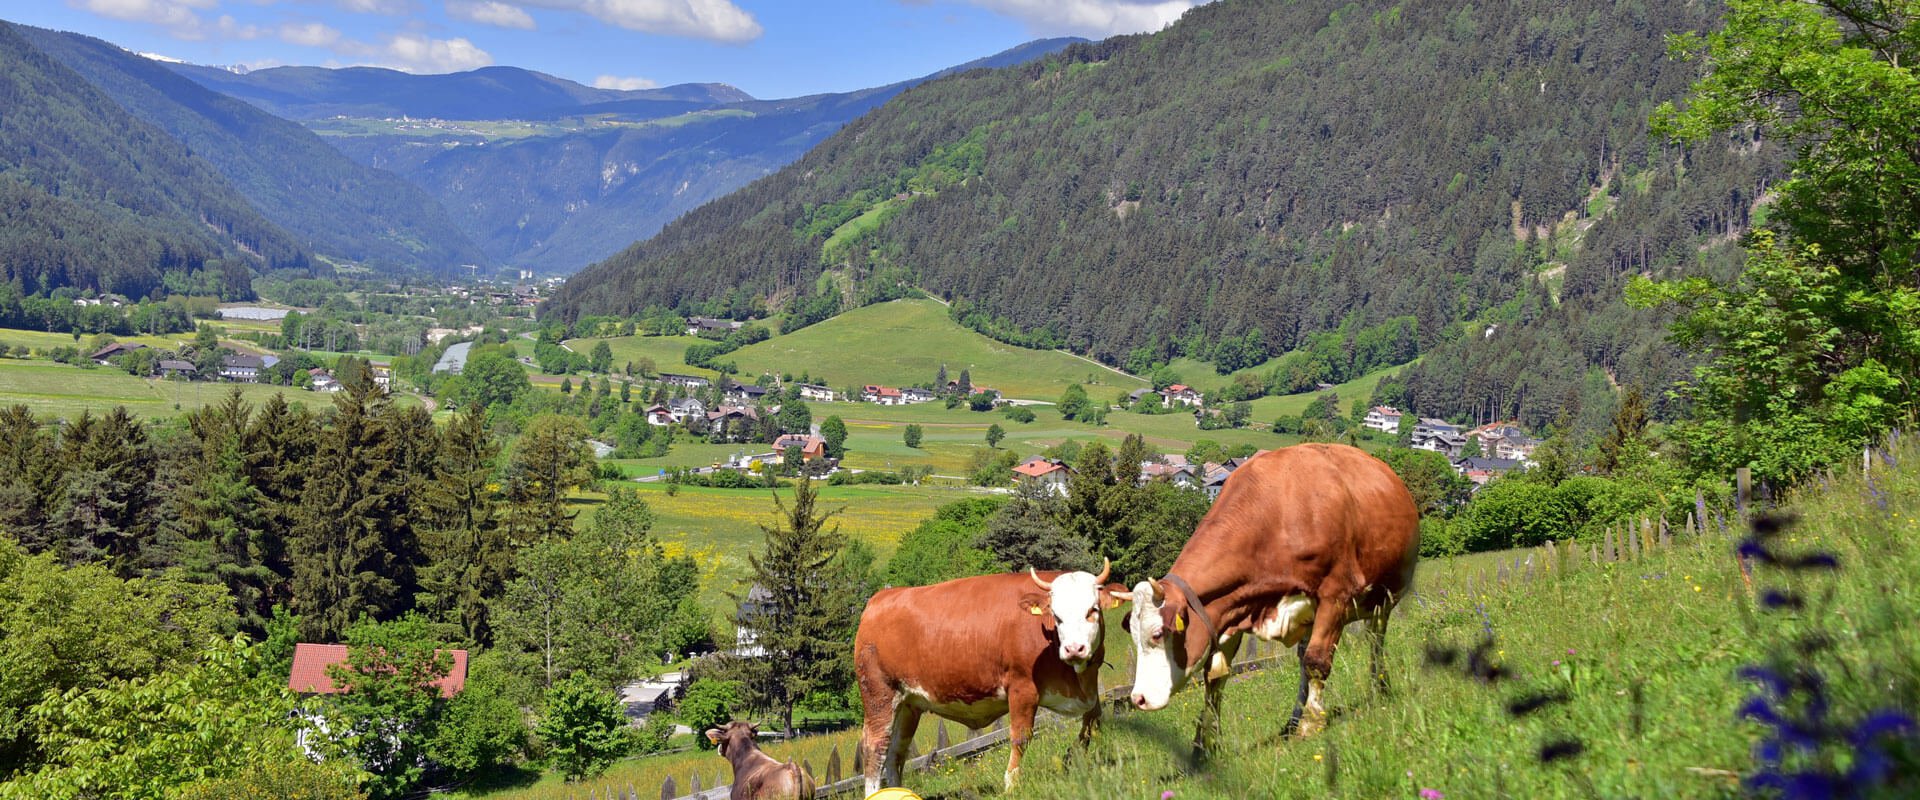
[0,359,396,420]
[571,299,1148,401]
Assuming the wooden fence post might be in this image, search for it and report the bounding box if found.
[1604,528,1617,562]
[802,760,814,781]
[1659,518,1671,548]
[826,746,842,783]
[660,777,676,800]
[1736,467,1752,518]
[691,772,701,794]
[853,741,863,774]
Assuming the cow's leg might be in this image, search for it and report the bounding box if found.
[857,649,893,797]
[1296,594,1353,737]
[1282,640,1311,736]
[1366,611,1392,696]
[1191,633,1243,759]
[1004,685,1039,790]
[881,704,922,790]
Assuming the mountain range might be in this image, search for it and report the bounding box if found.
[541,0,1781,430]
[167,38,1083,270]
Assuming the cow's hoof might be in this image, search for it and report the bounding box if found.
[1297,715,1327,738]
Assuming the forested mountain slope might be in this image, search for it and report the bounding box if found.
[19,25,490,275]
[545,0,1779,428]
[312,38,1083,270]
[0,22,306,299]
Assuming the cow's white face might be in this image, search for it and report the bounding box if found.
[1045,570,1105,667]
[1126,579,1191,710]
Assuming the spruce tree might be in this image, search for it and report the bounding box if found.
[291,378,409,641]
[58,407,155,572]
[0,405,63,554]
[245,394,316,613]
[504,415,594,544]
[418,411,507,645]
[725,477,859,735]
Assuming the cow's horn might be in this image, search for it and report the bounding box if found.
[1151,579,1167,601]
[1030,567,1053,590]
[1094,557,1110,584]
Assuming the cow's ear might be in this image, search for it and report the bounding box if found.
[704,728,722,745]
[1100,583,1133,610]
[1017,592,1056,631]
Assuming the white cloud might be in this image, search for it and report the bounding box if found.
[70,0,218,39]
[447,0,537,29]
[495,0,759,43]
[216,14,267,40]
[592,74,658,90]
[335,0,417,14]
[279,21,343,47]
[943,0,1196,37]
[340,32,495,72]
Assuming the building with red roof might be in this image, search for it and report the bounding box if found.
[288,643,469,699]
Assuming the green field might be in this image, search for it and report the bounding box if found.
[581,481,977,614]
[1248,361,1406,422]
[565,334,716,378]
[716,299,1146,400]
[0,360,416,420]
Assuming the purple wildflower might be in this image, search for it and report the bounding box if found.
[1419,790,1444,800]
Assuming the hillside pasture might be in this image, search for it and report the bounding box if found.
[725,299,1146,400]
[0,360,360,419]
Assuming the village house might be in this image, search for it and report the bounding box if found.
[220,354,269,383]
[1138,460,1200,489]
[371,367,391,393]
[643,404,676,426]
[1161,384,1204,408]
[706,405,762,440]
[1013,457,1072,496]
[288,642,469,759]
[1363,406,1404,433]
[1412,429,1467,459]
[308,368,341,393]
[900,387,938,404]
[686,316,745,337]
[658,373,711,390]
[1455,456,1524,486]
[1127,388,1158,406]
[668,396,707,421]
[89,342,146,364]
[862,385,905,405]
[156,359,196,379]
[724,382,772,404]
[972,387,1006,406]
[796,383,836,402]
[772,433,829,462]
[1468,422,1541,464]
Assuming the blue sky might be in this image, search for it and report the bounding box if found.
[11,1,1205,99]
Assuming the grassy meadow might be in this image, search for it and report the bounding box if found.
[0,359,368,419]
[892,457,1920,798]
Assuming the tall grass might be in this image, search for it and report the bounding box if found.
[903,440,1920,798]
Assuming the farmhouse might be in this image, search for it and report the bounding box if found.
[667,397,706,421]
[156,359,196,378]
[862,385,905,405]
[1455,456,1523,485]
[796,383,836,402]
[706,405,762,440]
[220,354,268,383]
[288,643,469,698]
[1127,388,1158,406]
[687,317,745,336]
[643,404,676,426]
[1363,406,1404,433]
[772,433,829,462]
[1012,457,1072,495]
[1161,384,1204,408]
[1469,422,1541,463]
[900,387,938,404]
[308,368,341,392]
[659,373,711,389]
[1138,460,1200,489]
[90,342,146,364]
[1412,430,1467,459]
[724,382,772,404]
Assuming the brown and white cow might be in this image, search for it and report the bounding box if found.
[855,561,1127,794]
[705,721,816,800]
[1118,443,1419,754]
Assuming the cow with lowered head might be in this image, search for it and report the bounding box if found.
[705,721,815,800]
[1118,443,1420,756]
[855,559,1128,794]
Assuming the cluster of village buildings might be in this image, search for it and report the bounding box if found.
[90,341,390,392]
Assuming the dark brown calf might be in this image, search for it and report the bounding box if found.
[705,721,816,800]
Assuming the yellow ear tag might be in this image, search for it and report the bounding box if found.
[1174,615,1186,633]
[1029,605,1044,615]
